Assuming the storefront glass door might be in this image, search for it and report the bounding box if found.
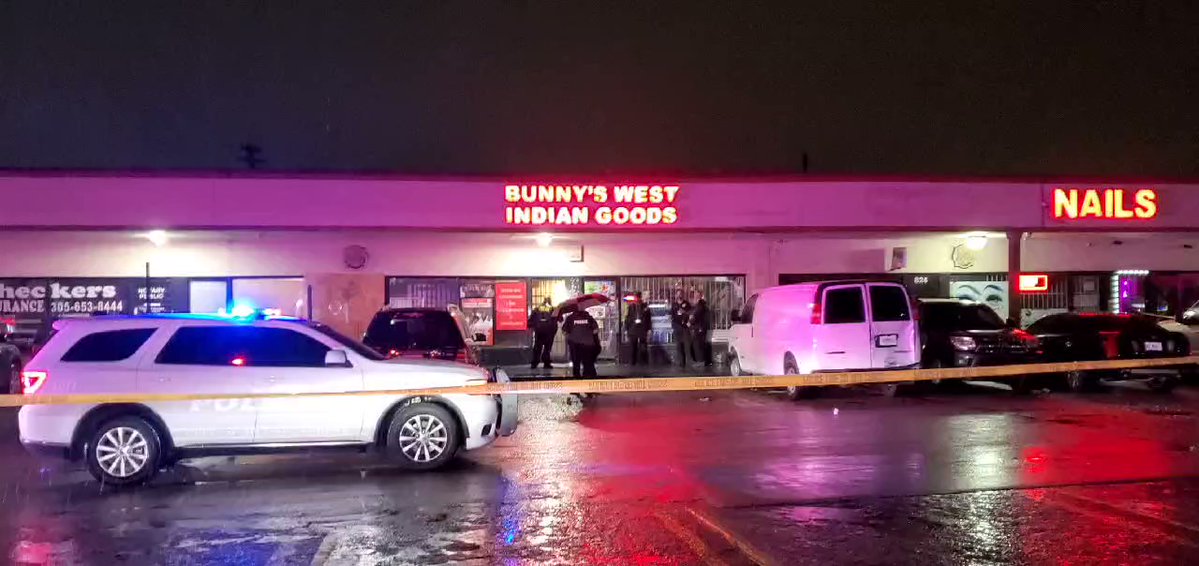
[530,278,582,361]
[584,278,619,359]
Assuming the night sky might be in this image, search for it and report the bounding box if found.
[2,1,1197,177]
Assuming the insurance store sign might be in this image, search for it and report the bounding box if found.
[0,278,188,347]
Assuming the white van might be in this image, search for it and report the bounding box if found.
[727,280,920,399]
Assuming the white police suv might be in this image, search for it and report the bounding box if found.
[18,313,517,486]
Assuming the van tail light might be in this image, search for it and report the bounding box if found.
[810,302,823,325]
[1099,331,1121,359]
[21,370,47,395]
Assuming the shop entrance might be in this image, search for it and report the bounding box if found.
[583,278,619,360]
[530,278,582,362]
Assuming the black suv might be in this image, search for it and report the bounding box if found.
[362,308,480,364]
[918,299,1043,390]
[1026,312,1183,392]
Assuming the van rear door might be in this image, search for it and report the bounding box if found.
[866,283,918,369]
[814,284,872,370]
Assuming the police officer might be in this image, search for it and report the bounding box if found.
[562,308,600,378]
[528,297,558,369]
[625,291,651,365]
[670,290,693,367]
[689,290,713,367]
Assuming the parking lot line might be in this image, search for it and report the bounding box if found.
[1042,490,1199,548]
[685,506,774,566]
[654,510,731,566]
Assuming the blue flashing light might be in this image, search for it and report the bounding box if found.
[229,304,256,318]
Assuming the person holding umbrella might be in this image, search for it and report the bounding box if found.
[528,297,558,369]
[624,291,651,365]
[556,293,608,378]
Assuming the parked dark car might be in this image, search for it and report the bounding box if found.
[1026,312,1183,392]
[362,308,481,365]
[917,299,1042,392]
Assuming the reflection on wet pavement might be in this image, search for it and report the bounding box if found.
[1,386,1198,564]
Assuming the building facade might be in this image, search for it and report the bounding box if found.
[2,174,1197,363]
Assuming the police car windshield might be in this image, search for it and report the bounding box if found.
[308,321,386,361]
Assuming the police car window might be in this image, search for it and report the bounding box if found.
[157,326,329,367]
[61,328,156,362]
[823,287,866,324]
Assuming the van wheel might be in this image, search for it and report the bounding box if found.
[6,360,19,395]
[1147,376,1178,393]
[784,358,817,400]
[1010,376,1037,395]
[86,416,162,487]
[1064,371,1099,392]
[879,382,912,397]
[386,403,461,470]
[729,354,744,377]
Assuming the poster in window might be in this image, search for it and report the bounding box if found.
[460,297,495,345]
[949,281,1009,320]
[494,281,528,331]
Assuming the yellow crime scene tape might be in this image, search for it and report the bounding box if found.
[1,356,1195,408]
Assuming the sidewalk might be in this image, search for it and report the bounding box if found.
[502,361,727,381]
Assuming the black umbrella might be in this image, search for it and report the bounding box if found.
[553,293,610,317]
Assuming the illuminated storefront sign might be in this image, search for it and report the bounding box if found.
[1051,188,1157,220]
[1017,274,1049,293]
[504,184,680,226]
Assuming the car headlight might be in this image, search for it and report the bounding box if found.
[950,336,977,351]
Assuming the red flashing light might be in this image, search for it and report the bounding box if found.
[21,370,47,395]
[1018,274,1050,293]
[231,357,246,366]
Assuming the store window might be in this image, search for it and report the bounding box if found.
[387,278,459,310]
[232,277,306,317]
[619,276,745,345]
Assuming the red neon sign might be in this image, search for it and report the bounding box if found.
[1051,188,1157,220]
[504,184,680,226]
[1018,274,1050,293]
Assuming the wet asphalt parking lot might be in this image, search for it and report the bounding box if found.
[1,381,1198,565]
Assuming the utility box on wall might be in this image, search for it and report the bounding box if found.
[304,272,386,339]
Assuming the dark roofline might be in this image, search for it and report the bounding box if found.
[0,168,1197,185]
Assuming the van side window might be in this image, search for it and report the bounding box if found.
[823,287,866,324]
[741,294,759,324]
[868,286,911,322]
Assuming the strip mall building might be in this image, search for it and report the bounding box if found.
[2,174,1197,364]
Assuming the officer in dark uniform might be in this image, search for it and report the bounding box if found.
[624,291,651,365]
[689,290,713,367]
[562,308,600,378]
[670,291,693,366]
[528,297,558,369]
